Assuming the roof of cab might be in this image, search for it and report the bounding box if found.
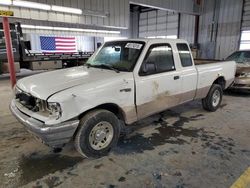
[105,38,188,44]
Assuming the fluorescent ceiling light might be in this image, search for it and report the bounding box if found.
[21,24,121,34]
[51,5,82,14]
[21,24,36,29]
[1,1,85,15]
[167,35,178,39]
[0,0,12,5]
[13,0,51,10]
[53,27,70,31]
[69,28,85,32]
[35,26,53,30]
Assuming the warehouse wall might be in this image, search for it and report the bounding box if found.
[0,0,198,30]
[215,0,243,59]
[179,14,195,44]
[21,26,120,37]
[198,0,243,59]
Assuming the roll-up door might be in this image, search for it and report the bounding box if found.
[242,0,250,30]
[139,10,178,38]
[240,0,250,49]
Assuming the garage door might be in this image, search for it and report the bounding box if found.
[242,0,250,30]
[139,10,178,38]
[240,0,250,49]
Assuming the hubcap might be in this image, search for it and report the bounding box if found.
[89,121,114,150]
[212,89,221,107]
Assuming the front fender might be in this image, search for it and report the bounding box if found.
[46,74,136,125]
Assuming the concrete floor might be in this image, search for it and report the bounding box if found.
[0,78,249,188]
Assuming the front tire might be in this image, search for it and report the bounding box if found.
[202,84,223,112]
[74,109,121,158]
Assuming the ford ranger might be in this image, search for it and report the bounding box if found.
[10,39,236,158]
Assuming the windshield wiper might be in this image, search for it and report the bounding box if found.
[86,63,120,73]
[99,64,120,73]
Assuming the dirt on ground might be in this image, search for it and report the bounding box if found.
[0,79,249,188]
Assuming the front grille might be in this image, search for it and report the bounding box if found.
[15,87,50,118]
[16,90,37,111]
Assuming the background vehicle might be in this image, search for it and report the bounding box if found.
[0,22,93,71]
[226,50,250,91]
[10,39,236,158]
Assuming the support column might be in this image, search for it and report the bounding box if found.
[2,17,16,88]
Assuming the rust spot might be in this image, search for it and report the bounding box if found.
[153,81,159,94]
[137,92,180,120]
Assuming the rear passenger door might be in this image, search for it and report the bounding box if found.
[176,43,198,103]
[135,43,182,120]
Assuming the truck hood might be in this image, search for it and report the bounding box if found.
[17,66,127,100]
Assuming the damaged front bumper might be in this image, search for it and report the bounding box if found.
[10,100,79,148]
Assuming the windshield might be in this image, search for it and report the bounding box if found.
[226,51,250,65]
[86,41,145,72]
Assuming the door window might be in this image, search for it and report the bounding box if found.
[140,44,175,76]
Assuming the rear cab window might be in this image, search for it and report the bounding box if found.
[177,43,193,67]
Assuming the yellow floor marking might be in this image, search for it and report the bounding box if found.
[230,167,250,188]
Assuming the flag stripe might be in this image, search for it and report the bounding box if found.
[56,47,76,50]
[55,41,76,43]
[56,44,76,47]
[55,42,76,46]
[55,39,76,42]
[56,37,75,40]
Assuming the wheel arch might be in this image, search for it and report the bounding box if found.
[213,76,226,90]
[78,103,126,122]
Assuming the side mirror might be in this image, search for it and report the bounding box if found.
[141,61,156,75]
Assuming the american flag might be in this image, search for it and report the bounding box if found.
[40,36,76,53]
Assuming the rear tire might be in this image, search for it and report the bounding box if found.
[74,109,121,158]
[202,84,223,112]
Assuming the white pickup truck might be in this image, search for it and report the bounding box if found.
[10,39,236,158]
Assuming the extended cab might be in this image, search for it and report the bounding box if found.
[10,39,236,158]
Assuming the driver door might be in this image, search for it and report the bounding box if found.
[135,43,182,120]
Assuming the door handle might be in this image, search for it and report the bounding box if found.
[174,76,180,80]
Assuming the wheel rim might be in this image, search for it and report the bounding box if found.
[89,121,114,151]
[212,89,221,107]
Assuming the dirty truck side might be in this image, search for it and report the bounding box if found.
[10,39,236,158]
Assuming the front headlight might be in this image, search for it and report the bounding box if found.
[14,86,22,97]
[47,102,62,119]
